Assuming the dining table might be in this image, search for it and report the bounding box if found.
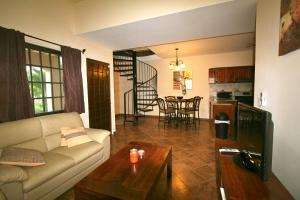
[164,97,190,125]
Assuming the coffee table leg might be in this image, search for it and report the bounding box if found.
[167,149,172,179]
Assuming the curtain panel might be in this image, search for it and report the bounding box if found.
[0,26,34,122]
[61,46,85,113]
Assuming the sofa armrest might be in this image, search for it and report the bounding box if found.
[85,128,110,144]
[0,165,28,186]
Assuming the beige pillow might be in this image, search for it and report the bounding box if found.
[60,127,92,148]
[0,147,45,167]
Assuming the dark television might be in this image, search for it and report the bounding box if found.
[236,103,274,181]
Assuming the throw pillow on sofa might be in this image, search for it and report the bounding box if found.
[0,147,45,167]
[60,127,92,148]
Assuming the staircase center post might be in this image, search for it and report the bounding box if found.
[132,51,138,124]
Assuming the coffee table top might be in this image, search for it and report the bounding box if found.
[75,141,172,200]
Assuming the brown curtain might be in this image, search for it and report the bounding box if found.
[0,26,34,122]
[61,46,85,113]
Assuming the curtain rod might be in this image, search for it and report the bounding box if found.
[25,34,86,54]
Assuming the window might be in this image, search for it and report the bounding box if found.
[25,43,64,115]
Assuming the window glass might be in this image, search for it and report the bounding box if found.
[25,43,64,115]
[41,52,50,67]
[30,50,40,65]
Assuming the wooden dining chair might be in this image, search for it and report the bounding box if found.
[177,98,196,127]
[193,96,203,124]
[157,97,176,127]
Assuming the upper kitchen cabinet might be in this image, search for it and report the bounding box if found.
[209,66,254,84]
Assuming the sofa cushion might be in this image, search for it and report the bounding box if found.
[38,112,84,151]
[85,128,111,144]
[22,152,74,192]
[60,127,92,148]
[0,147,45,167]
[51,141,103,164]
[0,165,28,185]
[0,118,43,149]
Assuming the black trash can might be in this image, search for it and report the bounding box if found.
[215,112,230,139]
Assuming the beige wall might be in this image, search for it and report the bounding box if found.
[255,0,300,198]
[136,49,254,118]
[0,0,116,132]
[74,0,231,33]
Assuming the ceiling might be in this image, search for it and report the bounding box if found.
[148,32,255,58]
[79,0,256,56]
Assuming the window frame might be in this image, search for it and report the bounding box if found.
[25,43,64,116]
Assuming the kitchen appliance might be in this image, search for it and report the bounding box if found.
[234,91,254,106]
[217,91,233,100]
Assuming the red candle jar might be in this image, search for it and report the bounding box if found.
[130,149,138,164]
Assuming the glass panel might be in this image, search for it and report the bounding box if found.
[29,85,32,96]
[53,84,61,97]
[45,98,53,112]
[26,65,31,81]
[44,83,52,97]
[51,55,59,68]
[54,98,62,111]
[31,66,42,82]
[62,98,65,109]
[32,83,43,98]
[61,84,64,96]
[34,99,43,114]
[42,68,51,82]
[60,70,63,82]
[59,56,63,69]
[41,52,50,67]
[52,69,60,82]
[30,50,40,65]
[25,48,30,64]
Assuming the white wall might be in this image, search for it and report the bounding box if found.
[74,0,231,33]
[255,0,300,198]
[127,49,253,118]
[0,0,116,132]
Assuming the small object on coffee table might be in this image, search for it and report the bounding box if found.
[130,148,138,163]
[74,141,172,200]
[138,149,145,159]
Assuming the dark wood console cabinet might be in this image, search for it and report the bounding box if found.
[215,139,293,200]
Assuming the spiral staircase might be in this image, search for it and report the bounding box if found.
[113,50,158,125]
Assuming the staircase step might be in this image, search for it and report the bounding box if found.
[138,108,153,112]
[114,65,133,68]
[138,85,151,88]
[113,58,133,62]
[114,69,133,72]
[137,89,156,92]
[137,98,156,101]
[120,73,133,77]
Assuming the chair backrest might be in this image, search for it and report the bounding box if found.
[185,98,195,110]
[194,96,203,110]
[165,96,177,108]
[157,98,166,112]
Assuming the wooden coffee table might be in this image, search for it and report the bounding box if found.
[74,141,172,200]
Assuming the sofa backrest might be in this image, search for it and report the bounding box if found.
[38,112,84,151]
[0,112,84,152]
[0,117,47,152]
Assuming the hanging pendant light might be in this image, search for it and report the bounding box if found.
[169,48,185,71]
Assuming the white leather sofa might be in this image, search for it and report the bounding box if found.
[0,112,110,200]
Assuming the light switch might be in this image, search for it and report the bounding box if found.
[259,92,267,107]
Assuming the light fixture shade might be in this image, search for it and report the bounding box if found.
[169,48,185,71]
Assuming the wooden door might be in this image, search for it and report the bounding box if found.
[87,58,111,131]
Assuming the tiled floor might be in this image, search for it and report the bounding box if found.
[58,117,218,200]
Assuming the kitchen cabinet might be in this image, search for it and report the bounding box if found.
[209,66,254,84]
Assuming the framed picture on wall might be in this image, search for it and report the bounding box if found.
[279,0,300,55]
